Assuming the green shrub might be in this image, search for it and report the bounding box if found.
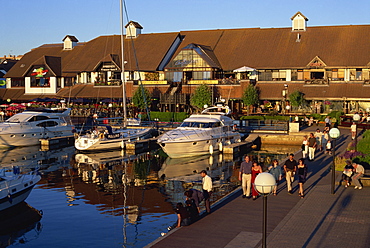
[149,112,189,122]
[240,115,265,120]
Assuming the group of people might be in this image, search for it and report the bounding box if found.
[302,128,332,161]
[342,160,365,189]
[171,170,213,229]
[239,153,308,199]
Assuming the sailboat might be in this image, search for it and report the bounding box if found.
[74,2,154,151]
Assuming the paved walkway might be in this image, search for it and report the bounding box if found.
[146,125,370,248]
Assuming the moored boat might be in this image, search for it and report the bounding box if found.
[0,108,74,147]
[74,126,153,151]
[157,104,241,158]
[0,168,41,211]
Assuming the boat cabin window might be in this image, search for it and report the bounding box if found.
[180,122,220,128]
[28,116,50,122]
[36,121,59,127]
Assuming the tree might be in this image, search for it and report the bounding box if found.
[190,84,212,112]
[289,90,305,109]
[242,84,259,115]
[132,85,151,111]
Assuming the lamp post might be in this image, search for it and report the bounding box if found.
[329,128,341,194]
[254,173,276,248]
[281,84,288,114]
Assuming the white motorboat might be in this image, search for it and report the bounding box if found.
[0,168,41,211]
[157,105,241,158]
[74,126,153,151]
[0,108,74,147]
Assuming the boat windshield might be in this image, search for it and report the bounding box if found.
[5,113,35,123]
[180,122,220,128]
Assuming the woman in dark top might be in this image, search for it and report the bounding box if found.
[297,158,308,198]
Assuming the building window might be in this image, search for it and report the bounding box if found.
[332,69,344,81]
[31,77,50,87]
[11,78,25,87]
[356,69,362,80]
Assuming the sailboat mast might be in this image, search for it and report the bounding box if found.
[120,0,127,127]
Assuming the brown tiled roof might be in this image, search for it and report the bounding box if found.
[0,88,57,101]
[256,82,370,101]
[178,25,370,70]
[6,32,180,77]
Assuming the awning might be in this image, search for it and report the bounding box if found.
[233,66,256,72]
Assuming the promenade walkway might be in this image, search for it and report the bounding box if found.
[146,125,370,248]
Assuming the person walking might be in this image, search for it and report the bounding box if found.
[251,162,262,200]
[283,154,297,194]
[200,170,212,213]
[239,155,253,199]
[314,128,322,151]
[352,163,364,189]
[297,158,308,198]
[322,130,329,153]
[301,135,308,158]
[268,159,282,195]
[308,133,317,161]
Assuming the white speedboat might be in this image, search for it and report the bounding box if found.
[0,108,74,147]
[0,168,41,211]
[74,126,153,151]
[157,105,241,158]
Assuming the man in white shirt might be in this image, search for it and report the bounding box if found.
[200,170,212,214]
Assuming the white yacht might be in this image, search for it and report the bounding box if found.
[74,126,153,151]
[157,105,241,158]
[0,168,41,211]
[0,108,74,147]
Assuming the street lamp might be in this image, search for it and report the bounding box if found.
[254,173,276,248]
[329,127,341,194]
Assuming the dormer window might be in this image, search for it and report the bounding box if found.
[62,35,79,50]
[291,12,308,31]
[125,21,143,39]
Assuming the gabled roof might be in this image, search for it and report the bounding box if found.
[6,32,181,77]
[291,11,309,21]
[178,25,370,70]
[22,56,61,77]
[125,21,143,29]
[62,35,79,42]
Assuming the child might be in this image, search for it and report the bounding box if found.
[326,140,332,155]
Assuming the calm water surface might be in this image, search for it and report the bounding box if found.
[0,144,297,248]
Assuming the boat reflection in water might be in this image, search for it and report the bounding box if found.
[0,202,43,247]
[0,145,75,171]
[158,153,240,208]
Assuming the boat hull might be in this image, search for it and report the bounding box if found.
[0,172,41,211]
[0,129,73,147]
[158,133,240,158]
[75,128,153,151]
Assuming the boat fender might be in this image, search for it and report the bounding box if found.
[7,193,13,203]
[209,144,214,155]
[218,142,223,152]
[99,133,104,139]
[120,141,125,149]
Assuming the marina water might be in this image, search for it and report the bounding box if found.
[0,145,296,247]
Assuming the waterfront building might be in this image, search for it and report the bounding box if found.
[2,12,370,113]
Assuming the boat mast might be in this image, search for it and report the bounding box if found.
[120,0,127,127]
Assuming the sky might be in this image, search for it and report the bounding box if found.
[2,0,370,56]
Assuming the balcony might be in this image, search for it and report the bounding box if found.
[304,79,329,85]
[94,80,122,86]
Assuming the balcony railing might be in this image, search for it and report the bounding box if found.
[304,79,329,85]
[94,80,122,86]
